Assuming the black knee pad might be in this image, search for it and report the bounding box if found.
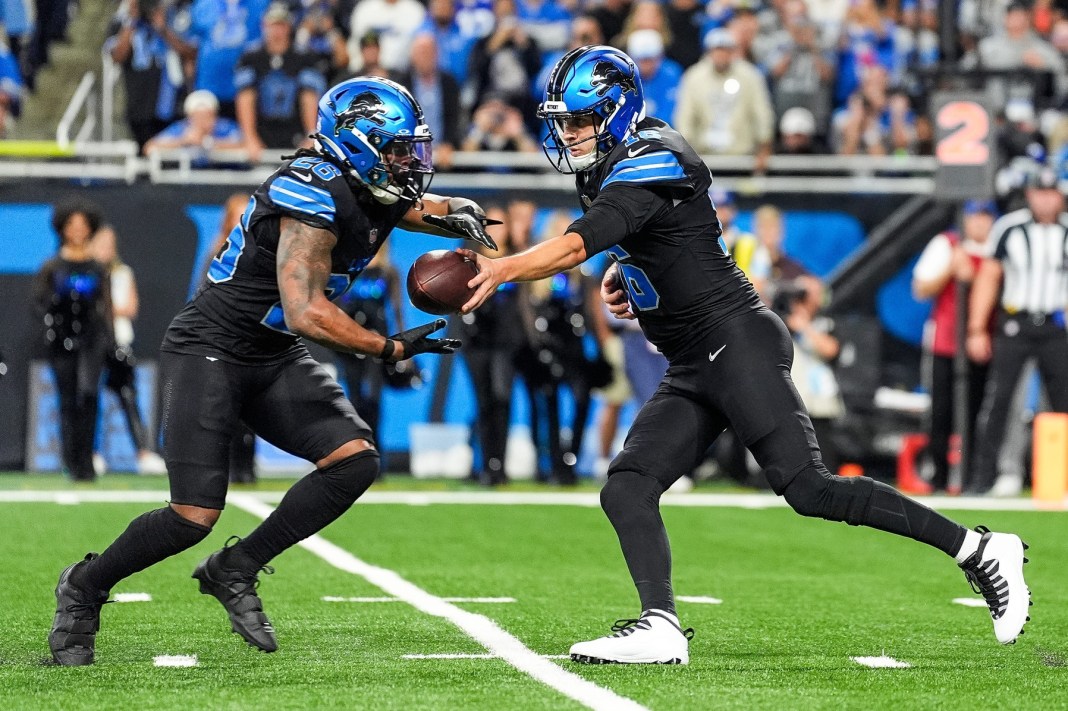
[316,450,379,507]
[781,464,875,525]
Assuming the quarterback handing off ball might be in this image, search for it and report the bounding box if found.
[407,250,480,315]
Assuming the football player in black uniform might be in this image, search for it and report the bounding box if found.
[48,77,499,665]
[459,46,1032,664]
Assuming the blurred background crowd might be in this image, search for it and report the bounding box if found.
[4,0,1068,500]
[0,0,1065,172]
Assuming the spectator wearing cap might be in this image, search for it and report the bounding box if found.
[354,31,391,78]
[235,3,326,162]
[143,90,245,165]
[967,168,1068,495]
[419,0,479,84]
[675,28,775,171]
[911,198,998,493]
[962,1,1065,73]
[187,0,271,118]
[396,33,463,169]
[348,0,427,73]
[627,29,683,122]
[776,106,828,154]
[105,0,196,150]
[764,14,835,136]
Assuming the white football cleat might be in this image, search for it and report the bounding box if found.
[569,609,693,664]
[959,526,1031,644]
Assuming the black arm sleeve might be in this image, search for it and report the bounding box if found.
[567,184,673,255]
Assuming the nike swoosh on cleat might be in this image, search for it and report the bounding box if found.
[708,345,726,362]
[205,356,218,362]
[627,145,650,158]
[293,172,313,182]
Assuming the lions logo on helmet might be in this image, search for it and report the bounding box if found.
[315,77,434,205]
[537,46,646,174]
[590,60,639,99]
[332,91,387,133]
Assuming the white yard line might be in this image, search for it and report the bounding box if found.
[404,653,572,660]
[677,596,723,605]
[951,597,988,608]
[153,655,197,667]
[113,592,152,603]
[1,489,1064,512]
[323,596,516,603]
[850,655,912,669]
[228,494,648,711]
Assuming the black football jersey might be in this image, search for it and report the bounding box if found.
[567,117,762,361]
[164,155,410,362]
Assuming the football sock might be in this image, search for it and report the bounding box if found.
[953,528,983,564]
[231,451,379,571]
[76,507,212,592]
[600,470,676,615]
[781,463,967,556]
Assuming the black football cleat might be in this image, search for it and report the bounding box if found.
[49,553,110,666]
[192,541,277,653]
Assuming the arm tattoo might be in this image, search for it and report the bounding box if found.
[276,216,337,324]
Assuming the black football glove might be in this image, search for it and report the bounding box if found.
[380,319,461,362]
[422,206,501,251]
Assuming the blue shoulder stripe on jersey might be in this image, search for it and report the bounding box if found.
[276,174,333,200]
[602,150,686,187]
[269,177,336,222]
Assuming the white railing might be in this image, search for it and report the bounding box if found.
[0,144,939,193]
[56,72,98,149]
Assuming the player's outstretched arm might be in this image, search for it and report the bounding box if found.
[276,216,392,357]
[401,194,500,250]
[457,232,588,313]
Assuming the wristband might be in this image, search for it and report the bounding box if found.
[379,338,395,361]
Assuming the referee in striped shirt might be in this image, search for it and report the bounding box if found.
[966,168,1068,494]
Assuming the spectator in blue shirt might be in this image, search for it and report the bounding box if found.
[835,0,897,108]
[144,89,246,166]
[106,0,197,150]
[420,0,478,83]
[627,29,682,123]
[515,0,571,52]
[234,3,325,160]
[188,0,272,117]
[0,39,22,137]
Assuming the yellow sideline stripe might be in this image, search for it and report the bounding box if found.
[0,140,76,157]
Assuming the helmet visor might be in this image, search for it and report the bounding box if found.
[378,135,434,201]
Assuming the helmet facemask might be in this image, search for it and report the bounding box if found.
[364,132,434,204]
[538,97,636,175]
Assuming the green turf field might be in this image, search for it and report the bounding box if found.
[1,475,1065,710]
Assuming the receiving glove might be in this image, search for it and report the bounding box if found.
[379,319,461,362]
[421,198,502,251]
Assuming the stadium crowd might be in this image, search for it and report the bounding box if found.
[89,0,1068,175]
[20,0,1068,496]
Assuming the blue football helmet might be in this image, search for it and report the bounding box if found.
[316,77,434,204]
[537,45,646,174]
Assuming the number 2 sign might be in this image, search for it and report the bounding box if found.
[932,92,995,199]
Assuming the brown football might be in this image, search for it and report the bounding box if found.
[406,250,480,315]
